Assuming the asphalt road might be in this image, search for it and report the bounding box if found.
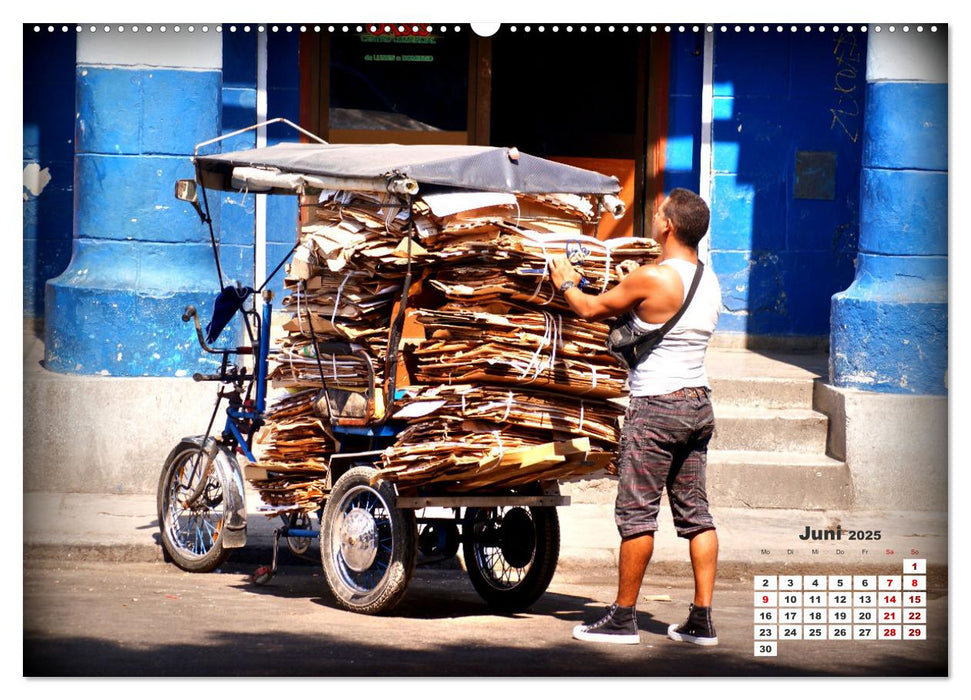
[22,555,947,678]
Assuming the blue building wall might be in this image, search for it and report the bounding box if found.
[23,26,76,319]
[23,26,303,343]
[214,27,302,304]
[44,30,224,376]
[27,27,909,379]
[678,31,867,339]
[666,34,704,194]
[830,30,947,395]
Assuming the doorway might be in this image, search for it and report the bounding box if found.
[299,25,668,237]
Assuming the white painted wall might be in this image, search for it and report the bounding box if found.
[77,26,222,69]
[866,27,947,82]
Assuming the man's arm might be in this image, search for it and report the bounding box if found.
[549,254,665,322]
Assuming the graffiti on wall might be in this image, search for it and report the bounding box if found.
[829,33,863,143]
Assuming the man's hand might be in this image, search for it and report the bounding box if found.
[615,259,640,281]
[550,254,582,289]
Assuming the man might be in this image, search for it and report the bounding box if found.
[550,188,722,646]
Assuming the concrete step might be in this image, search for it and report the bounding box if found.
[707,449,852,509]
[709,375,816,409]
[711,404,830,454]
[707,348,828,409]
[563,450,850,510]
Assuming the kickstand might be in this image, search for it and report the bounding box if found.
[250,528,282,585]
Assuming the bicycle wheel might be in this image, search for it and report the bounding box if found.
[320,467,417,615]
[157,440,231,572]
[463,505,560,612]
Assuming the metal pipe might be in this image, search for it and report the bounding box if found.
[193,117,327,155]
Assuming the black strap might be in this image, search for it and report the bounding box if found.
[651,260,705,336]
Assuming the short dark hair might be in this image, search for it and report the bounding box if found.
[662,188,710,248]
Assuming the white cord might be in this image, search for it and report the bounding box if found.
[526,239,550,303]
[546,312,558,378]
[491,430,505,464]
[601,247,612,293]
[295,281,308,336]
[331,271,354,326]
[501,391,514,423]
[518,311,555,380]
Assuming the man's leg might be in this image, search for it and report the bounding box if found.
[666,393,719,645]
[688,528,718,607]
[572,534,649,644]
[616,532,655,607]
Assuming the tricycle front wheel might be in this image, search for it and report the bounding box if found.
[320,467,417,615]
[462,506,560,612]
[157,440,231,573]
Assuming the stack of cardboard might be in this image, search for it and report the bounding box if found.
[268,190,432,387]
[377,193,660,491]
[251,186,661,504]
[382,384,622,490]
[248,389,334,514]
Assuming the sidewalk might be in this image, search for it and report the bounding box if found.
[22,488,948,578]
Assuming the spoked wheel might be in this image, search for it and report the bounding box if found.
[157,440,230,572]
[286,512,313,555]
[463,506,560,612]
[320,467,417,615]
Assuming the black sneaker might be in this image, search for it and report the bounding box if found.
[667,604,718,646]
[572,604,640,645]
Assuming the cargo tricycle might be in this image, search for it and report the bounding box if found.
[158,119,627,615]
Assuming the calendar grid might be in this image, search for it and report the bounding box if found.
[754,559,926,656]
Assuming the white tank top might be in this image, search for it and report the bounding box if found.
[626,258,722,397]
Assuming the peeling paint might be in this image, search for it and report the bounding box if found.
[841,372,876,385]
[99,369,111,376]
[23,163,52,197]
[175,369,187,377]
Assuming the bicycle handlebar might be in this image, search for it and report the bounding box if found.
[181,304,255,359]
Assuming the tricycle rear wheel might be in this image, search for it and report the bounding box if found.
[320,467,417,615]
[462,506,560,612]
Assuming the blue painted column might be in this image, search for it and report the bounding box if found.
[830,27,947,394]
[45,28,224,376]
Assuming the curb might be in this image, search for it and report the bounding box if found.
[27,542,948,587]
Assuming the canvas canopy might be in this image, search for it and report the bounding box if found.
[193,143,622,196]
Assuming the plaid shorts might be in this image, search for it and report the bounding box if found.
[615,388,716,539]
